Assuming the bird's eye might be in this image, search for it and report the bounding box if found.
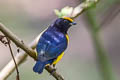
[63,20,68,23]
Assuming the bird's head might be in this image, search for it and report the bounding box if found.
[54,17,76,34]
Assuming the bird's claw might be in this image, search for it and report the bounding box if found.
[50,68,57,75]
[50,65,57,75]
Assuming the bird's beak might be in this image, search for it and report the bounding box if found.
[70,22,77,26]
[72,22,77,25]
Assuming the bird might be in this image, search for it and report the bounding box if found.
[33,17,76,74]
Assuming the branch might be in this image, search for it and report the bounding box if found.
[54,0,99,19]
[6,38,20,80]
[0,0,99,80]
[0,24,64,80]
[0,23,37,60]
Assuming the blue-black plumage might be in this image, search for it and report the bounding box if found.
[33,17,76,74]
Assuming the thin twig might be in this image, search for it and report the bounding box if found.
[6,37,20,80]
[0,23,37,60]
[0,28,43,80]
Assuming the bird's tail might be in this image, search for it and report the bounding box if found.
[33,61,46,74]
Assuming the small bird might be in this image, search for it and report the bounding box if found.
[33,17,76,74]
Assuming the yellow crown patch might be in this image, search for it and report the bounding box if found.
[63,17,73,22]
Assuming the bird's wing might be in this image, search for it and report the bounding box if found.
[36,34,67,62]
[45,39,67,58]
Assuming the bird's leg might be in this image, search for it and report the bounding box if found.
[52,64,57,71]
[49,64,57,75]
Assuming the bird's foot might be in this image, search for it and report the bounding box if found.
[50,64,57,75]
[52,64,57,71]
[50,68,57,75]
